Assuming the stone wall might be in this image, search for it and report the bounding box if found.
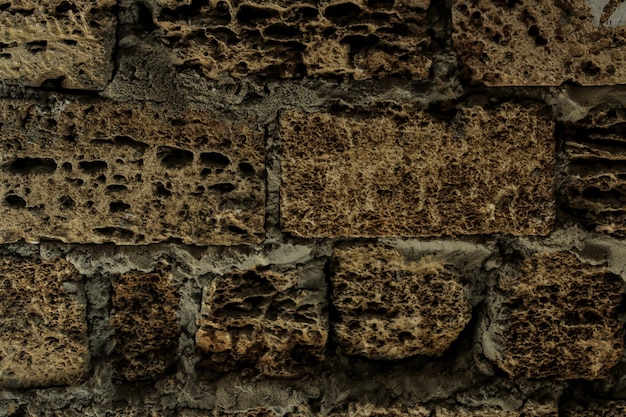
[1,0,626,415]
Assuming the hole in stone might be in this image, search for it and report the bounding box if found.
[200,152,230,167]
[79,160,108,174]
[293,5,318,20]
[62,39,78,46]
[238,162,255,176]
[324,2,362,23]
[581,60,601,75]
[5,194,25,208]
[158,146,193,168]
[154,182,172,197]
[94,227,134,239]
[10,157,57,175]
[114,135,149,151]
[106,184,128,192]
[110,201,131,212]
[210,0,232,24]
[399,331,415,342]
[55,1,79,15]
[59,195,75,208]
[136,1,156,31]
[264,23,300,38]
[228,225,248,234]
[208,183,236,192]
[527,24,539,36]
[236,4,279,25]
[26,40,47,53]
[368,0,394,7]
[62,162,72,171]
[535,35,547,46]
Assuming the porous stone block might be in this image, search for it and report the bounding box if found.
[329,403,556,417]
[562,401,626,416]
[564,108,626,237]
[330,245,471,359]
[484,252,624,380]
[180,407,310,417]
[145,0,431,79]
[196,268,327,377]
[0,98,264,245]
[111,261,180,381]
[280,103,554,238]
[328,404,431,417]
[0,256,89,388]
[0,0,116,89]
[452,0,626,85]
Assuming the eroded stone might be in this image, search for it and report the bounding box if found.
[0,0,116,89]
[0,98,265,245]
[562,400,626,416]
[142,0,431,80]
[111,261,180,382]
[452,0,626,85]
[0,256,89,388]
[331,245,471,359]
[484,251,624,380]
[564,108,626,237]
[196,267,327,377]
[280,103,555,238]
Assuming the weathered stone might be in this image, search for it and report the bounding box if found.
[562,400,626,416]
[111,261,180,382]
[0,0,116,89]
[564,108,626,237]
[0,98,265,245]
[328,404,431,417]
[0,256,89,388]
[330,245,471,359]
[196,267,327,377]
[143,0,431,80]
[452,0,626,85]
[484,252,624,380]
[179,407,310,417]
[328,402,556,417]
[280,103,554,238]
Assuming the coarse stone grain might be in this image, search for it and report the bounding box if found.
[179,406,311,416]
[330,245,471,359]
[0,98,265,245]
[564,107,626,237]
[562,400,626,416]
[196,267,327,377]
[484,251,624,380]
[452,0,626,85]
[0,256,89,388]
[0,0,116,89]
[142,0,431,80]
[280,103,555,238]
[110,261,180,382]
[328,402,557,416]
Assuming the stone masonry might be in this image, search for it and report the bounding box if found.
[0,0,626,416]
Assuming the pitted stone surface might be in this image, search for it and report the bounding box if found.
[280,103,555,238]
[484,251,624,380]
[111,261,180,382]
[0,99,265,245]
[562,400,626,416]
[328,402,557,416]
[196,267,327,377]
[452,0,626,85]
[0,256,89,388]
[564,108,626,237]
[330,245,471,359]
[144,0,432,80]
[0,0,116,89]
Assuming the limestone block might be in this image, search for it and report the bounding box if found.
[0,98,265,245]
[329,403,556,417]
[280,103,554,238]
[180,407,310,417]
[562,401,626,416]
[196,268,327,377]
[484,252,624,380]
[111,261,180,381]
[452,0,626,85]
[0,256,89,388]
[564,108,626,237]
[328,404,431,417]
[145,0,431,79]
[330,245,471,359]
[0,0,116,89]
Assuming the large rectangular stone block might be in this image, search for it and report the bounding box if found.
[0,0,116,89]
[144,0,431,80]
[196,267,327,377]
[564,108,626,237]
[453,0,626,85]
[483,252,624,380]
[111,261,180,382]
[330,245,471,359]
[280,103,555,238]
[0,98,265,245]
[0,256,89,388]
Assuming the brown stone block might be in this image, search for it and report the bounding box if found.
[147,0,431,79]
[280,103,554,238]
[0,0,116,89]
[196,268,327,377]
[330,245,471,359]
[564,108,626,237]
[0,256,89,388]
[179,407,310,417]
[111,261,180,382]
[562,401,626,416]
[484,252,624,380]
[452,0,626,85]
[0,98,265,245]
[329,402,556,417]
